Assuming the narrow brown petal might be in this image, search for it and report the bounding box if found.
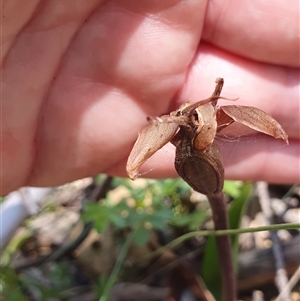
[220,105,288,144]
[126,122,179,180]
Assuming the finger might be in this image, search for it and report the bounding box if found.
[202,0,299,66]
[2,0,100,194]
[25,0,208,190]
[1,1,39,62]
[221,136,299,183]
[179,43,300,140]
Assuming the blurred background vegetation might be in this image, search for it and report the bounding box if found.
[1,176,299,301]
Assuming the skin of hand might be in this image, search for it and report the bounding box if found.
[2,0,299,195]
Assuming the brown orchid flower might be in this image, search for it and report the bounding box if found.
[127,78,288,187]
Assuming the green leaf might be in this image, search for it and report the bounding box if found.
[170,210,207,230]
[82,199,139,232]
[146,207,172,229]
[200,234,221,300]
[82,203,110,232]
[170,213,192,227]
[223,180,243,198]
[228,183,253,268]
[1,267,29,301]
[187,210,207,230]
[108,213,127,229]
[94,275,108,298]
[109,202,133,228]
[129,187,147,202]
[133,227,150,246]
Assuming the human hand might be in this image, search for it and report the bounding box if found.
[2,0,299,195]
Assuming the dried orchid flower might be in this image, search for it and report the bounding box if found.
[127,78,288,183]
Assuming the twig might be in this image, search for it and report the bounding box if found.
[252,290,264,301]
[256,182,290,301]
[89,175,113,201]
[274,265,300,301]
[14,222,93,271]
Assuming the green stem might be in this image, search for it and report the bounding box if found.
[99,223,139,301]
[140,223,300,262]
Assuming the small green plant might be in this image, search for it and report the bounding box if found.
[82,178,193,245]
[1,261,73,301]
